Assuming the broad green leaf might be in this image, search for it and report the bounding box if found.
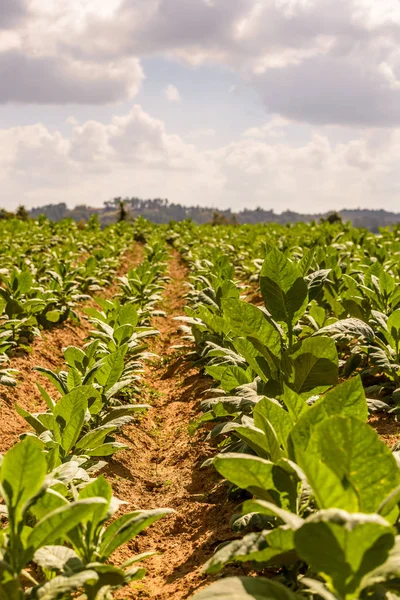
[45,310,62,323]
[118,303,139,326]
[282,336,338,395]
[232,423,271,460]
[66,367,82,390]
[34,545,82,572]
[34,570,98,599]
[305,416,400,513]
[18,271,33,295]
[78,475,112,534]
[293,412,399,512]
[233,337,273,383]
[101,404,150,424]
[213,454,297,510]
[64,346,87,371]
[30,488,68,521]
[192,577,300,600]
[294,509,395,599]
[280,386,309,423]
[241,499,304,530]
[27,498,107,558]
[388,310,400,346]
[0,437,47,524]
[15,404,48,434]
[113,324,134,345]
[205,527,295,574]
[220,366,253,393]
[95,346,128,391]
[260,248,308,326]
[53,386,95,454]
[34,367,69,395]
[224,299,281,357]
[75,426,117,451]
[84,442,128,456]
[290,376,367,459]
[254,397,293,454]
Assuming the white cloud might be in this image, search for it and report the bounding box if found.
[244,117,290,139]
[0,50,143,104]
[164,84,181,102]
[3,0,400,213]
[1,104,400,213]
[49,0,400,126]
[4,0,400,127]
[186,128,216,140]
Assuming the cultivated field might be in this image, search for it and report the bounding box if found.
[1,216,400,600]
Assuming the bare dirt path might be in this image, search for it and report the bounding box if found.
[0,245,144,452]
[108,250,240,600]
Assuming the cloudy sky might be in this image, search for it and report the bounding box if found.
[2,0,400,213]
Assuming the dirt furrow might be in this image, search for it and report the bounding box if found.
[108,251,242,600]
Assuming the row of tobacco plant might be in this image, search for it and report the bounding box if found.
[0,223,173,599]
[169,220,400,600]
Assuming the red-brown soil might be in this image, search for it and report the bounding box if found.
[107,251,240,599]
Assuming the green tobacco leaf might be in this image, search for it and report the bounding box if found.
[27,498,107,558]
[388,310,400,345]
[315,318,375,344]
[45,310,62,323]
[0,437,47,524]
[118,303,139,326]
[294,509,395,599]
[280,386,309,423]
[95,346,128,391]
[36,383,55,410]
[15,404,48,434]
[75,426,117,452]
[53,386,95,454]
[33,570,99,600]
[64,346,87,372]
[361,535,400,590]
[30,489,69,521]
[18,270,33,295]
[66,367,82,390]
[204,527,295,574]
[232,423,272,460]
[260,248,308,326]
[293,413,399,513]
[290,376,367,459]
[254,397,293,454]
[220,366,253,393]
[213,454,297,510]
[282,336,338,395]
[307,416,400,513]
[233,337,274,383]
[84,442,128,457]
[113,324,134,345]
[101,404,150,424]
[192,577,300,600]
[224,299,281,356]
[34,367,69,395]
[241,499,304,530]
[34,545,82,571]
[78,475,112,536]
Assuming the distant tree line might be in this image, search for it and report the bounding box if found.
[6,197,400,231]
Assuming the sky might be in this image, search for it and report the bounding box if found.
[2,0,400,213]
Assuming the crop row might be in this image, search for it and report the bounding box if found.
[0,218,149,387]
[169,222,400,600]
[0,231,173,599]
